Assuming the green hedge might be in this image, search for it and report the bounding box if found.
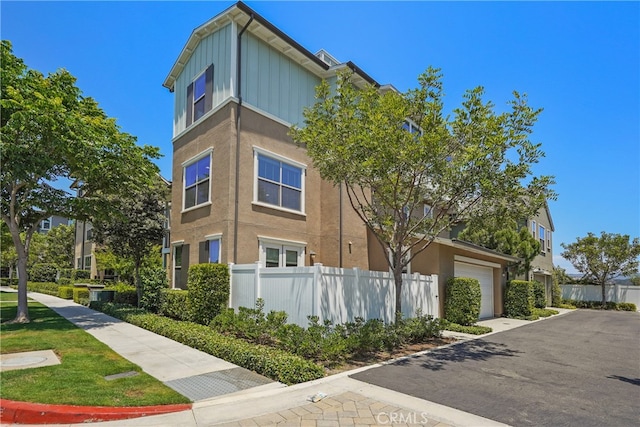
[94,303,325,385]
[505,280,535,318]
[73,287,90,305]
[160,289,191,321]
[25,281,59,296]
[29,264,58,283]
[532,281,546,308]
[441,320,492,335]
[58,268,74,280]
[58,286,74,299]
[74,269,90,280]
[139,268,168,313]
[0,278,17,286]
[444,277,481,326]
[187,264,230,326]
[562,299,637,311]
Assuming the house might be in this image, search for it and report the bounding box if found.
[38,215,72,234]
[164,1,524,318]
[528,203,555,303]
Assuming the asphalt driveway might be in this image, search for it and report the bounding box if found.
[351,310,640,427]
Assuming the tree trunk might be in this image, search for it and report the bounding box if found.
[601,281,606,308]
[393,265,403,324]
[14,246,30,323]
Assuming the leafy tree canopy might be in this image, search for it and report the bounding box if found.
[291,68,555,321]
[1,40,161,322]
[561,232,640,305]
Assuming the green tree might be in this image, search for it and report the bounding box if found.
[92,179,168,302]
[458,216,541,279]
[0,41,160,323]
[291,68,555,322]
[43,224,74,269]
[561,232,640,306]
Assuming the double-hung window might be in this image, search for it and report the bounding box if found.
[186,64,213,127]
[254,148,305,213]
[183,150,212,210]
[539,225,546,253]
[201,235,221,264]
[41,217,51,231]
[531,220,537,239]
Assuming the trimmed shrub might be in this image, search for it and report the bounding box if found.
[160,289,191,321]
[58,277,72,286]
[95,303,325,385]
[533,281,546,308]
[73,287,90,305]
[107,282,138,306]
[73,269,90,280]
[29,263,58,283]
[562,299,637,311]
[533,308,559,317]
[0,277,18,286]
[441,320,492,335]
[444,277,481,326]
[505,280,535,318]
[187,263,230,326]
[25,281,59,296]
[139,267,168,313]
[617,302,637,311]
[58,286,74,299]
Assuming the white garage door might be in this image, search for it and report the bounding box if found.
[454,262,494,319]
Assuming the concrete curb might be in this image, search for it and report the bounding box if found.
[0,399,192,425]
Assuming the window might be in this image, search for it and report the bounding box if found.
[174,245,182,269]
[254,149,305,213]
[402,120,422,135]
[183,150,211,210]
[539,225,546,253]
[186,64,213,126]
[41,217,51,231]
[84,255,92,271]
[531,220,537,239]
[77,258,82,269]
[259,238,305,268]
[201,235,221,264]
[86,228,93,241]
[423,204,433,218]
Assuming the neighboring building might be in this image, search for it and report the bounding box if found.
[528,203,555,303]
[164,1,523,318]
[38,215,72,234]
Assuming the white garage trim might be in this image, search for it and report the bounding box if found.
[454,255,501,269]
[455,261,495,319]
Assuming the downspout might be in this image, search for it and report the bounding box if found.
[339,182,343,268]
[233,14,254,264]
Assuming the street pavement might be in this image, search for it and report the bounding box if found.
[352,310,640,427]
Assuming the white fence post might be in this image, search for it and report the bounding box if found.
[228,262,234,308]
[313,263,323,321]
[254,261,261,306]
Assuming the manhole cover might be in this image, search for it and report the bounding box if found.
[2,356,48,367]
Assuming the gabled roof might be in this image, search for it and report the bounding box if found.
[163,1,379,92]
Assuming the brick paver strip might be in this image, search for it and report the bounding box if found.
[218,392,448,427]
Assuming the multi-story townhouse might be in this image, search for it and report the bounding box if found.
[528,203,555,302]
[165,1,529,318]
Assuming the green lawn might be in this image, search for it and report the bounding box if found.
[0,291,189,406]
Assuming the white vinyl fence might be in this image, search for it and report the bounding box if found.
[230,263,439,326]
[561,284,640,307]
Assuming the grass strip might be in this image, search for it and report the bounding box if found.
[0,291,189,406]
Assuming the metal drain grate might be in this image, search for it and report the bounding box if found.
[165,367,273,401]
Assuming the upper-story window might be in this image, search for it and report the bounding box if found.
[186,64,213,127]
[531,220,537,239]
[40,217,51,231]
[254,148,305,213]
[402,120,422,135]
[423,204,433,218]
[539,225,546,253]
[183,149,212,211]
[546,230,552,253]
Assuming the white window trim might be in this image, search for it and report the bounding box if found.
[253,146,306,215]
[182,148,213,212]
[258,236,306,268]
[84,255,92,271]
[531,220,537,239]
[172,242,183,289]
[205,233,222,263]
[41,217,52,230]
[539,225,546,253]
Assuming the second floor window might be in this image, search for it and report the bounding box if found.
[539,225,546,253]
[183,150,211,210]
[186,64,213,127]
[255,150,305,213]
[41,217,51,231]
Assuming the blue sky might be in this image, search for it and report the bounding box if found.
[2,1,638,273]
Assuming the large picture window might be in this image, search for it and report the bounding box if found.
[254,149,305,213]
[183,150,212,210]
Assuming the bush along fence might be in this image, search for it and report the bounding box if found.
[229,263,439,327]
[561,284,640,309]
[443,277,481,326]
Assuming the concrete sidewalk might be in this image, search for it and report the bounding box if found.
[3,288,571,426]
